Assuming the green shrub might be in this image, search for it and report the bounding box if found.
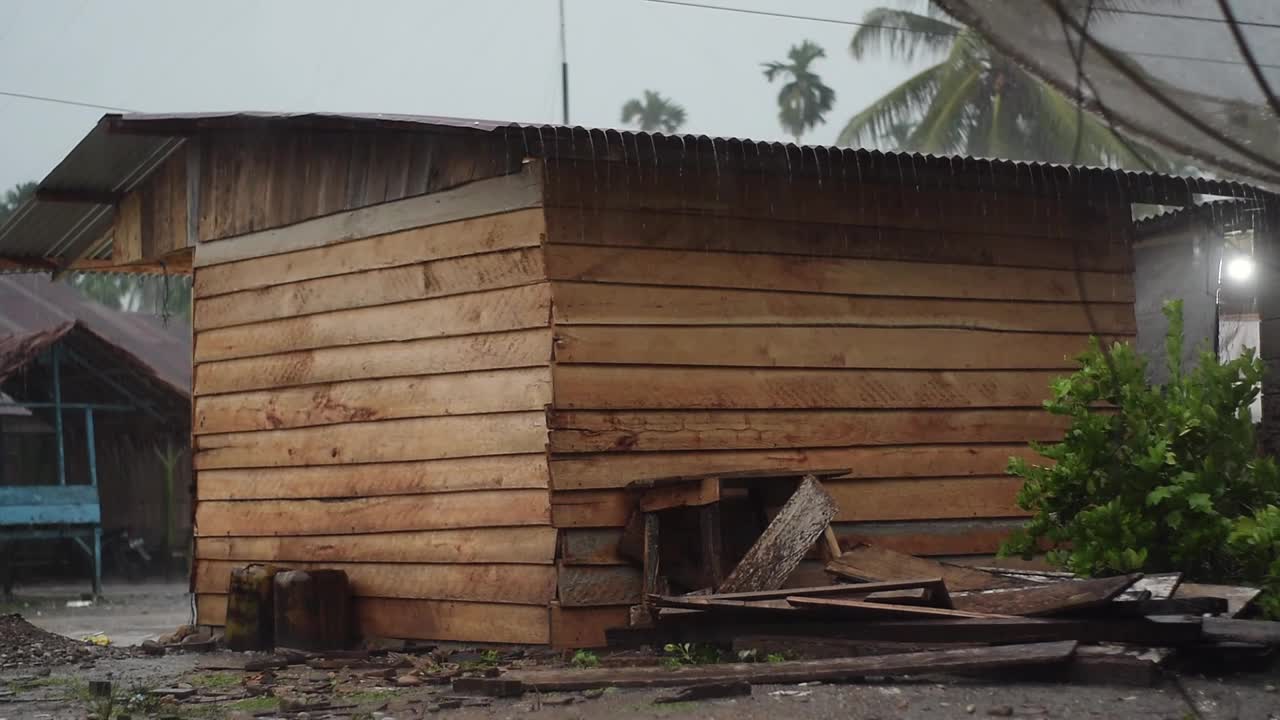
[1001,300,1280,615]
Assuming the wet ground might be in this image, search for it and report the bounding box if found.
[0,581,1278,719]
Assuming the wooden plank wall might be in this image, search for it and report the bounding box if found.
[542,159,1137,632]
[190,170,558,644]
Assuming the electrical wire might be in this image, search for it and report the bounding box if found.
[0,90,136,113]
[1216,0,1280,121]
[640,0,1280,69]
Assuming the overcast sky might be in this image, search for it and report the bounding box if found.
[0,0,933,192]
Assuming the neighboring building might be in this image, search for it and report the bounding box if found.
[0,274,191,590]
[0,112,1270,646]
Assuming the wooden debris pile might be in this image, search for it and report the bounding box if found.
[449,472,1276,699]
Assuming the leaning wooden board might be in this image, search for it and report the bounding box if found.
[717,476,837,593]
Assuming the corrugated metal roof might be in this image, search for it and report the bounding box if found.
[1,111,1274,268]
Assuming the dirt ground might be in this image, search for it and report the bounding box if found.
[1,582,1279,719]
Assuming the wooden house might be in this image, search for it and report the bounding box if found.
[0,112,1271,647]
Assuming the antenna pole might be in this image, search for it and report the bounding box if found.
[559,0,570,124]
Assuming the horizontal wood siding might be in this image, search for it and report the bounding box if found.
[542,183,1135,614]
[192,194,555,643]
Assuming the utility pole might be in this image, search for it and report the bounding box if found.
[559,0,570,124]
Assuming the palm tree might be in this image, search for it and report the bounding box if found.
[839,2,1166,168]
[620,90,688,133]
[0,181,36,225]
[763,41,837,143]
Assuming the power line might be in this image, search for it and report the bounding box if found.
[1111,7,1280,30]
[0,90,136,113]
[639,0,1280,70]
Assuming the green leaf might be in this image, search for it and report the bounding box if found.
[1187,493,1213,514]
[1146,486,1174,506]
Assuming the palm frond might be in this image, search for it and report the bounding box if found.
[909,63,983,155]
[849,8,958,62]
[620,99,644,124]
[837,62,948,148]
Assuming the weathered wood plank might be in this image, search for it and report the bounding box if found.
[835,521,1023,556]
[196,246,545,330]
[951,575,1141,616]
[659,579,948,604]
[197,453,550,500]
[551,490,633,529]
[827,545,1023,592]
[544,245,1135,302]
[552,366,1061,410]
[195,167,542,267]
[1174,582,1261,618]
[559,529,629,565]
[544,207,1134,272]
[360,597,550,644]
[196,489,550,535]
[497,641,1080,689]
[195,283,552,362]
[718,477,837,593]
[194,411,547,469]
[195,560,556,604]
[1200,617,1280,645]
[549,445,1037,491]
[175,588,486,643]
[195,208,545,297]
[557,564,644,606]
[548,409,1069,453]
[549,603,631,649]
[195,526,558,564]
[554,326,1105,370]
[195,367,552,434]
[785,596,1004,620]
[550,282,1136,334]
[828,477,1029,522]
[194,328,552,395]
[638,477,720,512]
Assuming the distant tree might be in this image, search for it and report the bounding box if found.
[620,90,688,133]
[839,1,1168,167]
[762,40,837,142]
[0,181,36,225]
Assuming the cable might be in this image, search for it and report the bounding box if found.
[640,0,1280,70]
[1217,0,1280,121]
[0,90,136,113]
[1044,0,1280,176]
[1111,7,1280,30]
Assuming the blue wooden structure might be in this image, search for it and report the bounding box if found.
[0,332,159,597]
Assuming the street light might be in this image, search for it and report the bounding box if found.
[1226,255,1255,283]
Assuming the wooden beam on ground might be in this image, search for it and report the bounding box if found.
[1200,617,1280,645]
[717,475,837,593]
[950,574,1142,617]
[607,616,1204,648]
[482,641,1080,691]
[828,544,1022,592]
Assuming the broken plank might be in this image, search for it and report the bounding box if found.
[662,578,949,604]
[950,574,1142,617]
[1089,596,1229,618]
[717,476,837,593]
[495,641,1079,691]
[785,596,1006,620]
[1200,617,1280,645]
[827,544,1022,592]
[1173,583,1261,618]
[1129,573,1183,601]
[655,681,752,703]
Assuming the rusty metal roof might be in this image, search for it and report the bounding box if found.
[1,111,1274,268]
[0,274,189,396]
